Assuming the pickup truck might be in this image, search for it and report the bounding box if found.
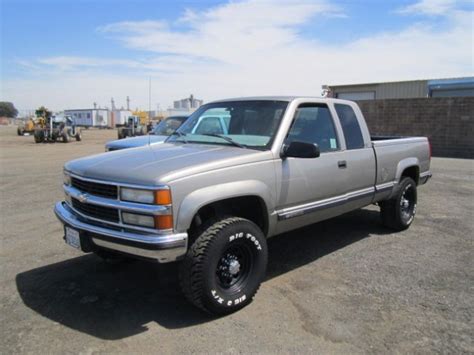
[54,97,432,315]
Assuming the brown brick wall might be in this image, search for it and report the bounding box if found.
[356,97,474,159]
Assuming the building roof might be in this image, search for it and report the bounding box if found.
[326,76,473,89]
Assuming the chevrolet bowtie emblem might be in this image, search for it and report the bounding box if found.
[77,193,88,203]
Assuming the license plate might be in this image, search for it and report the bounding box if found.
[65,227,81,249]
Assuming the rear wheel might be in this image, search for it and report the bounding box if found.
[17,128,23,136]
[179,217,268,315]
[62,131,69,143]
[75,132,82,141]
[380,177,417,231]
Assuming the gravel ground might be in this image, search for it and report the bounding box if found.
[0,125,473,354]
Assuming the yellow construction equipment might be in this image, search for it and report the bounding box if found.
[132,110,149,125]
[17,117,36,135]
[33,106,82,143]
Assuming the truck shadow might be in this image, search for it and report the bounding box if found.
[16,208,391,339]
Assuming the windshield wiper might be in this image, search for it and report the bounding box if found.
[170,131,188,143]
[201,133,247,148]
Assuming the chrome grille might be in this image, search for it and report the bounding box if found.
[72,198,119,222]
[71,177,117,199]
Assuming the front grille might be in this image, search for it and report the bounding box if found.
[71,177,117,199]
[72,198,119,222]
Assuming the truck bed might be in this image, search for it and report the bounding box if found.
[371,135,431,201]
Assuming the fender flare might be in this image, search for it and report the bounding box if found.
[176,180,274,233]
[390,158,420,198]
[395,157,420,183]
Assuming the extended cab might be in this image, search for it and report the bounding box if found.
[55,97,432,314]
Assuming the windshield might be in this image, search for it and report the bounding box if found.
[166,100,288,149]
[152,116,187,136]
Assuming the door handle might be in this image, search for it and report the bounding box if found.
[338,160,347,168]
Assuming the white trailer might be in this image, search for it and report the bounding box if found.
[110,110,133,127]
[64,109,110,128]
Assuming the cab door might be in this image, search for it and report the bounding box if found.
[274,103,348,234]
[333,103,376,211]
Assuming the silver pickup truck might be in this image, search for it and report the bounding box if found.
[54,97,431,315]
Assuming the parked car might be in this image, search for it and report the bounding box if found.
[55,96,432,315]
[106,116,188,151]
[105,114,231,151]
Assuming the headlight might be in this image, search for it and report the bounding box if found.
[63,171,71,186]
[120,188,155,204]
[122,212,155,228]
[120,188,171,205]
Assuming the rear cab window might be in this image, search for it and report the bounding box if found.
[334,104,365,150]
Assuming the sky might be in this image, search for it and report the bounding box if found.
[1,0,473,112]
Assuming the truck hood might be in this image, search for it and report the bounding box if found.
[65,143,272,186]
[105,135,168,150]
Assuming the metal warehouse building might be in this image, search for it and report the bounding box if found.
[323,77,474,101]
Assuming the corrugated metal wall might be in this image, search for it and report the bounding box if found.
[377,81,428,99]
[333,80,429,100]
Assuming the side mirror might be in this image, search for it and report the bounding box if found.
[281,141,320,159]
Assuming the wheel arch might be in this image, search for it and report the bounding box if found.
[176,180,273,238]
[395,158,420,185]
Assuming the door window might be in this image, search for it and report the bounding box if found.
[286,104,339,152]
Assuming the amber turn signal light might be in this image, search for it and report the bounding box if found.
[154,215,173,229]
[154,189,172,205]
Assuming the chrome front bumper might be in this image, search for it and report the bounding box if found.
[54,202,187,263]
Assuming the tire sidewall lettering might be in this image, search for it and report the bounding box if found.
[211,289,247,307]
[229,231,262,251]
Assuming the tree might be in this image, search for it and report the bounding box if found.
[0,102,19,118]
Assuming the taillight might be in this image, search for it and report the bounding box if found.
[428,138,432,160]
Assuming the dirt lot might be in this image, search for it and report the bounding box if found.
[0,125,473,354]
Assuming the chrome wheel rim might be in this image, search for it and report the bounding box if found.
[400,184,416,223]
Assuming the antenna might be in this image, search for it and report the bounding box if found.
[148,77,152,123]
[126,96,130,111]
[148,78,152,147]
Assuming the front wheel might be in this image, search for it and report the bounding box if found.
[380,177,417,231]
[179,217,268,315]
[34,130,44,143]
